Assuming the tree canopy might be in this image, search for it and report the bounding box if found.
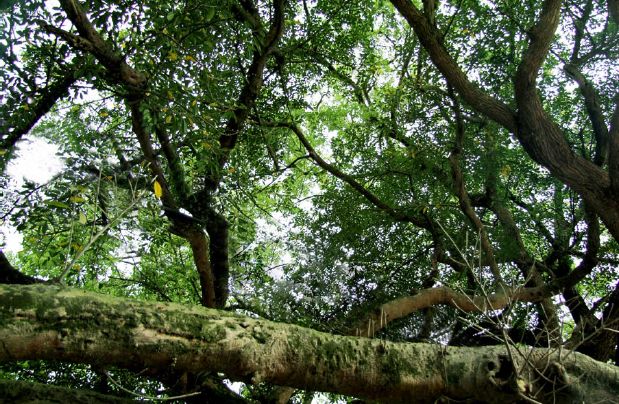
[1,0,619,402]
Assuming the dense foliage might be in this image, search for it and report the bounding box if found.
[1,0,618,401]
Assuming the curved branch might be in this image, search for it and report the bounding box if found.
[389,0,516,132]
[510,2,619,242]
[212,0,286,182]
[447,88,503,284]
[55,0,146,92]
[266,121,431,229]
[391,0,619,243]
[0,251,41,285]
[0,65,81,152]
[196,0,287,307]
[563,64,609,166]
[45,0,220,306]
[352,259,597,339]
[512,1,607,192]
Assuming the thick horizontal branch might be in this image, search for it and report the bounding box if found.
[1,284,618,403]
[0,379,134,404]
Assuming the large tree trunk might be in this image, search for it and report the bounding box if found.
[1,284,618,403]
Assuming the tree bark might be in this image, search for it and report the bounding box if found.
[0,65,80,153]
[1,284,618,403]
[0,251,40,285]
[390,0,619,243]
[0,379,134,403]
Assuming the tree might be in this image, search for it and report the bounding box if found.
[0,0,618,402]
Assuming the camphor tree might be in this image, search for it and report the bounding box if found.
[1,0,619,402]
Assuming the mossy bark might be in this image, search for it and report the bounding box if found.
[1,284,618,403]
[0,379,134,403]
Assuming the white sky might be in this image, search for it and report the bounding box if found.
[1,137,64,252]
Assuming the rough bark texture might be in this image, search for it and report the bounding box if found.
[0,379,134,403]
[1,284,618,403]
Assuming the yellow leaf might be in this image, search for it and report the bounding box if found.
[0,149,6,156]
[22,104,30,111]
[500,165,511,178]
[227,167,236,174]
[191,99,198,107]
[165,115,172,124]
[79,212,87,225]
[99,110,109,118]
[202,141,212,149]
[184,55,196,62]
[70,195,86,203]
[167,51,178,61]
[167,90,174,100]
[153,180,163,199]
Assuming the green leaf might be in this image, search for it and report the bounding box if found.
[205,7,215,22]
[44,200,71,209]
